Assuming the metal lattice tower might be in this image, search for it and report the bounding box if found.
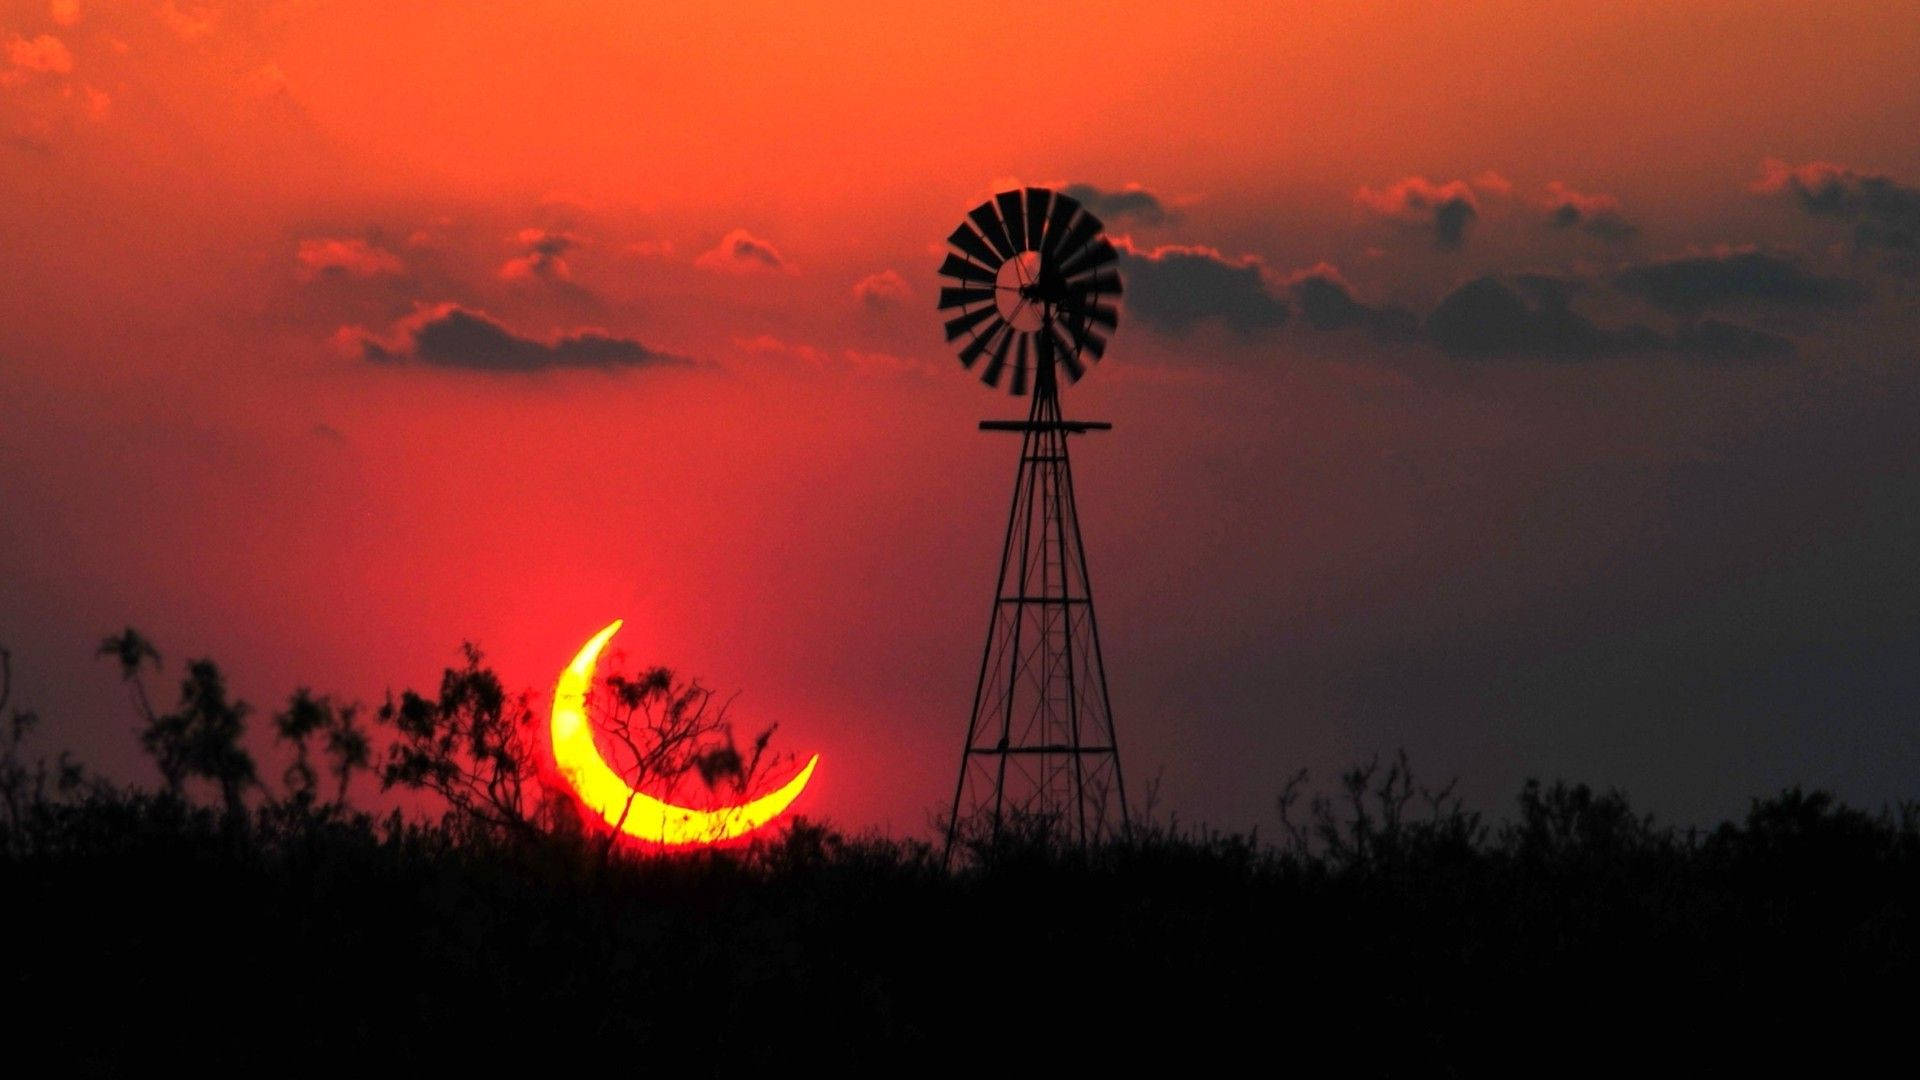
[935,187,1129,858]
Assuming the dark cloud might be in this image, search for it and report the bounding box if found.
[1427,275,1792,361]
[1115,242,1289,334]
[1285,265,1417,336]
[1061,183,1172,226]
[1540,181,1637,242]
[1428,275,1654,358]
[1754,158,1920,253]
[1355,176,1482,250]
[695,228,786,272]
[344,303,684,372]
[1673,318,1794,360]
[1611,249,1867,315]
[1431,199,1476,251]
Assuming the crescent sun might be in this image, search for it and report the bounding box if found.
[550,620,819,845]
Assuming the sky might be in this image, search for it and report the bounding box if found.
[4,0,1919,836]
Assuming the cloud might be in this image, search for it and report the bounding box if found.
[1427,275,1654,358]
[50,2,81,28]
[1426,274,1791,361]
[338,303,684,373]
[2,32,107,125]
[296,237,404,280]
[1355,176,1483,250]
[1061,182,1172,226]
[1470,170,1514,198]
[1115,241,1289,334]
[1540,181,1637,241]
[695,228,787,272]
[736,333,830,366]
[737,333,927,375]
[79,83,109,120]
[499,228,577,282]
[1612,249,1867,315]
[1673,318,1794,360]
[159,2,217,42]
[6,34,74,74]
[1754,158,1920,253]
[852,269,909,310]
[1284,264,1417,336]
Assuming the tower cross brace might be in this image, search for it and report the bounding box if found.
[944,361,1129,858]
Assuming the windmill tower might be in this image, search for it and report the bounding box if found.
[936,188,1129,858]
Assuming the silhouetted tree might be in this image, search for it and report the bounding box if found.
[1275,749,1484,872]
[97,628,170,784]
[1712,785,1915,879]
[593,662,786,844]
[1,649,41,834]
[98,626,161,685]
[2,647,94,847]
[167,659,257,821]
[379,642,558,837]
[377,640,791,849]
[1503,778,1665,867]
[272,688,369,811]
[96,630,258,819]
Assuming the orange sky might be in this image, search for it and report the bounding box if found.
[5,1,1920,833]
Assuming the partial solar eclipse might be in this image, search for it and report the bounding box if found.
[550,620,817,845]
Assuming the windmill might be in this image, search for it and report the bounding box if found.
[937,187,1129,858]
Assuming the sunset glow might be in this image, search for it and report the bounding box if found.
[7,4,1919,1064]
[4,0,1918,836]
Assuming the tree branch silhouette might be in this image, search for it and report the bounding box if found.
[587,659,786,855]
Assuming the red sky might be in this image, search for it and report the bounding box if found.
[5,0,1920,833]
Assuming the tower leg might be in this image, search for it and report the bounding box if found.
[944,373,1127,862]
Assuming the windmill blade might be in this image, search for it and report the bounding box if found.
[1024,188,1051,251]
[947,222,1003,269]
[1059,313,1105,359]
[938,253,997,286]
[944,304,998,342]
[979,325,1014,388]
[1047,212,1103,270]
[958,318,1006,369]
[1060,296,1119,330]
[1057,237,1117,279]
[1010,332,1031,396]
[995,191,1027,253]
[969,202,1018,262]
[1048,323,1085,382]
[938,189,1121,393]
[1039,192,1081,262]
[1068,268,1122,298]
[938,285,997,311]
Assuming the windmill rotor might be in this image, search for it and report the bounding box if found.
[937,187,1124,394]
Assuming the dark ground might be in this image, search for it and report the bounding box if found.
[7,776,1914,1074]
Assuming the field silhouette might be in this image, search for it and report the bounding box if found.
[2,637,1912,1069]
